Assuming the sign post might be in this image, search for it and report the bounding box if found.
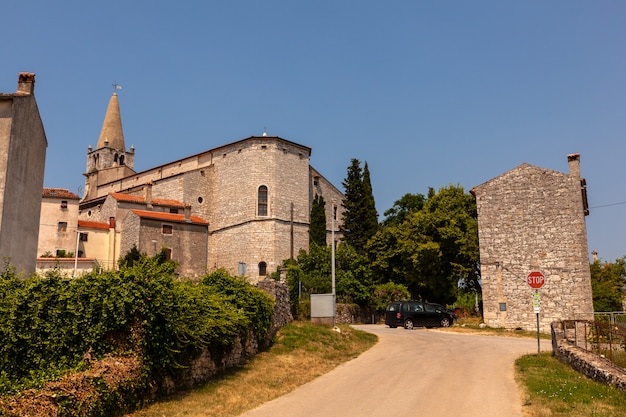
[527,271,545,355]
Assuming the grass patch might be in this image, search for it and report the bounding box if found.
[515,352,626,417]
[126,322,377,417]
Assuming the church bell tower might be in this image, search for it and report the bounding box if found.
[82,89,135,201]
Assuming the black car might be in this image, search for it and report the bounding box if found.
[385,301,455,329]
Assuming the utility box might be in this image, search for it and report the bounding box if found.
[311,293,335,325]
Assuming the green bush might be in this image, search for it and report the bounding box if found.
[0,259,274,397]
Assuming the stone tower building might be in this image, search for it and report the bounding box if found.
[0,73,48,275]
[471,154,594,332]
[77,92,343,280]
[83,92,135,202]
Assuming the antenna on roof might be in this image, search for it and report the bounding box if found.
[112,83,122,92]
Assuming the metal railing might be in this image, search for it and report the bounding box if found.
[594,312,626,330]
[561,319,626,370]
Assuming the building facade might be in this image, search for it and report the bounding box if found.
[0,73,48,276]
[471,154,594,332]
[74,92,344,280]
[38,188,81,258]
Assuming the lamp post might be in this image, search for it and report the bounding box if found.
[331,201,336,323]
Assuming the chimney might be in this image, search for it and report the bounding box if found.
[567,153,581,178]
[17,72,35,95]
[184,204,192,222]
[145,182,153,208]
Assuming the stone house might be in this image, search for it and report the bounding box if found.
[37,188,81,258]
[70,91,344,280]
[0,73,48,276]
[471,154,594,332]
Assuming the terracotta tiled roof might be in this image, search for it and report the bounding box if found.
[110,192,185,208]
[130,209,208,225]
[42,188,80,199]
[78,220,110,230]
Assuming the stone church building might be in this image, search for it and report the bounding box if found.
[471,154,594,332]
[46,91,345,280]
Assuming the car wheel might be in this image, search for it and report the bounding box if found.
[440,317,451,327]
[404,319,414,330]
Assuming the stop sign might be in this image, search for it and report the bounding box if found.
[527,271,545,289]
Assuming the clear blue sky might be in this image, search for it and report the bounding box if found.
[2,1,625,262]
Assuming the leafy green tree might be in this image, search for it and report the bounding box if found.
[372,282,411,313]
[309,194,327,247]
[368,185,479,304]
[382,193,426,227]
[340,159,378,255]
[590,257,626,312]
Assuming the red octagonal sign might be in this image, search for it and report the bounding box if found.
[527,271,545,289]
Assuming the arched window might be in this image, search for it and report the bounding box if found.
[258,261,267,276]
[258,185,268,216]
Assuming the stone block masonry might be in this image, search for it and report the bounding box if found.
[472,155,594,333]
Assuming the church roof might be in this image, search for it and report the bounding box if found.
[110,192,185,208]
[129,209,208,225]
[96,92,125,151]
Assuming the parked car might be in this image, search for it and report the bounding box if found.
[385,301,456,329]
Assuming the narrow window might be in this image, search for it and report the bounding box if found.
[258,185,268,216]
[259,261,267,276]
[162,224,173,235]
[58,222,67,232]
[163,248,172,260]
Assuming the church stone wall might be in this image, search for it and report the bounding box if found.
[205,138,311,280]
[472,156,594,333]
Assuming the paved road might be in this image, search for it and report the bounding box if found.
[239,324,550,417]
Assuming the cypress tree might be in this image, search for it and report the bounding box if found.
[361,161,379,245]
[309,194,327,247]
[340,159,378,255]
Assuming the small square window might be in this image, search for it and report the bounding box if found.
[499,302,507,312]
[60,200,68,209]
[79,233,88,242]
[57,222,67,232]
[162,224,173,235]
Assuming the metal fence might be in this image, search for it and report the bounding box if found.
[594,312,626,330]
[561,319,626,370]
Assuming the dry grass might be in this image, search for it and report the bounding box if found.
[126,323,377,417]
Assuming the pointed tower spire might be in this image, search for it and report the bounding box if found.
[96,92,125,151]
